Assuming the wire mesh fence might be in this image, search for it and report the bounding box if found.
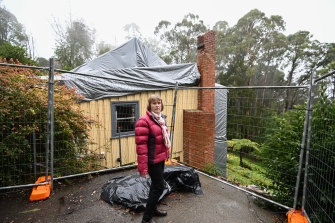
[303,75,335,223]
[0,63,50,188]
[178,86,309,210]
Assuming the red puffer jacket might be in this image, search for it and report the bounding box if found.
[135,111,170,174]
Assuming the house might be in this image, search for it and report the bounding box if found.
[59,31,227,171]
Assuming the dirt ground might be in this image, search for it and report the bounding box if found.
[0,167,288,223]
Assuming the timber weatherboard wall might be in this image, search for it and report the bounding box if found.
[79,89,198,168]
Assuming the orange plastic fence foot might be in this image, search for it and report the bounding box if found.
[29,176,51,202]
[287,209,308,223]
[165,159,178,166]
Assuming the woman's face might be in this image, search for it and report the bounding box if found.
[150,99,162,114]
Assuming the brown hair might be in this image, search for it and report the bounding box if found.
[147,94,164,111]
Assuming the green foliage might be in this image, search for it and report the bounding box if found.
[228,139,260,152]
[202,163,224,176]
[307,83,335,222]
[216,9,287,87]
[0,42,37,65]
[226,152,272,188]
[154,13,209,64]
[0,6,28,46]
[260,104,305,206]
[228,139,259,167]
[96,41,113,56]
[53,19,95,70]
[0,60,97,186]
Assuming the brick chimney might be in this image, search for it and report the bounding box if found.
[183,31,216,169]
[197,30,216,112]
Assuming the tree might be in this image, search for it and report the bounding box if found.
[217,10,288,140]
[283,31,312,110]
[142,37,168,62]
[96,41,114,56]
[154,13,209,64]
[36,57,49,67]
[123,23,142,40]
[213,20,229,73]
[228,139,259,167]
[0,42,37,65]
[53,18,95,70]
[0,6,28,46]
[0,5,36,61]
[217,9,286,87]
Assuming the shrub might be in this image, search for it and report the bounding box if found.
[0,59,95,186]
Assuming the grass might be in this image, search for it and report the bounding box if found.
[226,152,272,189]
[203,151,273,191]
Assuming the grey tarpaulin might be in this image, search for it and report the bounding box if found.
[56,38,201,101]
[100,165,202,211]
[214,83,228,176]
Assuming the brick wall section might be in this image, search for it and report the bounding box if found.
[183,110,215,169]
[183,31,216,170]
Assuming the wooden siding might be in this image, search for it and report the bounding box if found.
[79,89,198,168]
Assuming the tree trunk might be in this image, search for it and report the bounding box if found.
[285,56,298,111]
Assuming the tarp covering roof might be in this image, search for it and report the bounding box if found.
[58,38,200,101]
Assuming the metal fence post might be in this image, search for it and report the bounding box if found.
[170,82,179,158]
[33,130,37,180]
[46,58,55,191]
[50,58,55,191]
[293,73,313,209]
[301,71,315,215]
[118,127,122,166]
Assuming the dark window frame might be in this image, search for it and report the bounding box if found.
[110,101,140,139]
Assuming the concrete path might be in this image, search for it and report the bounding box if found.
[0,167,286,223]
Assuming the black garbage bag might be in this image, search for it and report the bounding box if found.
[101,165,202,211]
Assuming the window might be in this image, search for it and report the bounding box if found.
[111,101,139,139]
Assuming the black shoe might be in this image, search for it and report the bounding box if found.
[141,219,156,223]
[153,209,167,217]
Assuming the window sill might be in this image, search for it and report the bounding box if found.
[110,132,135,139]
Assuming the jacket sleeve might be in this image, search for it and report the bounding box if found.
[135,117,149,175]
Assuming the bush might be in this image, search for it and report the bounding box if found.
[260,105,305,206]
[228,139,260,168]
[0,59,96,186]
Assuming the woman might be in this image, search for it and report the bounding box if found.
[135,94,170,223]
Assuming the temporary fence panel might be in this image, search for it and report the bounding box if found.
[303,74,335,223]
[177,86,310,211]
[0,63,50,189]
[225,87,309,208]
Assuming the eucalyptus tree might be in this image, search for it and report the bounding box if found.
[154,13,209,64]
[96,41,113,56]
[216,9,289,139]
[53,18,95,70]
[0,5,36,61]
[283,31,312,110]
[213,20,229,73]
[123,23,142,40]
[0,6,28,46]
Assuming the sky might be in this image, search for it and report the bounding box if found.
[2,0,335,59]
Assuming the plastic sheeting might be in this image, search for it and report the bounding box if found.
[214,83,228,176]
[57,38,200,101]
[101,165,202,211]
